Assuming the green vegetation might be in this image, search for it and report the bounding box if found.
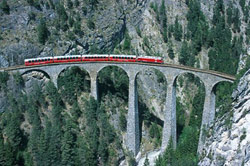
[178,0,209,67]
[168,42,174,59]
[37,18,49,44]
[0,67,121,166]
[98,66,128,101]
[179,41,195,66]
[0,71,9,91]
[159,0,168,42]
[89,0,98,8]
[119,112,127,131]
[56,3,68,22]
[173,16,182,41]
[144,155,150,166]
[208,0,241,75]
[0,0,10,14]
[123,31,131,51]
[58,66,90,105]
[87,19,95,30]
[156,74,205,166]
[26,0,40,9]
[13,72,24,87]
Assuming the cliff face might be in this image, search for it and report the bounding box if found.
[199,69,250,166]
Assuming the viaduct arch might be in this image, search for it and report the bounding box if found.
[2,61,235,156]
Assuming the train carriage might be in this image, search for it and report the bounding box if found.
[53,55,82,63]
[82,54,109,62]
[24,57,54,66]
[109,55,136,62]
[137,56,163,63]
[24,54,164,66]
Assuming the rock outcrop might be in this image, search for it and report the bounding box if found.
[199,69,250,166]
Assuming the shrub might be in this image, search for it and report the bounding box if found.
[13,72,24,87]
[123,32,131,50]
[136,27,142,37]
[119,113,127,131]
[56,3,68,22]
[168,43,174,59]
[0,0,10,14]
[67,0,73,9]
[28,12,36,21]
[87,19,95,30]
[37,18,49,44]
[0,71,9,91]
[26,0,41,10]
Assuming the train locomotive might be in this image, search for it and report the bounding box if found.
[24,54,163,66]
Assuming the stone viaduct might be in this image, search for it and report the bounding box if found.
[1,61,235,156]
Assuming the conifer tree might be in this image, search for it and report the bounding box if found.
[168,42,175,60]
[144,155,150,166]
[174,16,182,41]
[160,0,168,42]
[0,131,6,165]
[179,41,189,65]
[0,0,10,14]
[37,18,49,44]
[61,121,76,166]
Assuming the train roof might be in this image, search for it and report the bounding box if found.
[110,54,136,57]
[82,54,109,57]
[137,56,162,60]
[25,57,53,62]
[54,55,82,58]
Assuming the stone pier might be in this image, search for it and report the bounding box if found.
[126,72,140,155]
[197,84,216,154]
[162,75,177,150]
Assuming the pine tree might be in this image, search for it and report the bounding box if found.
[179,41,189,65]
[98,139,108,164]
[0,0,10,14]
[174,16,182,41]
[226,4,233,25]
[0,131,6,165]
[37,131,48,166]
[168,42,175,59]
[232,8,241,32]
[37,18,49,44]
[4,142,16,166]
[160,0,168,42]
[56,3,68,21]
[144,155,150,166]
[61,121,75,166]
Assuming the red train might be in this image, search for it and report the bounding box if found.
[24,55,163,66]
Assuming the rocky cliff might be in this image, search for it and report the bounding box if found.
[199,69,250,166]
